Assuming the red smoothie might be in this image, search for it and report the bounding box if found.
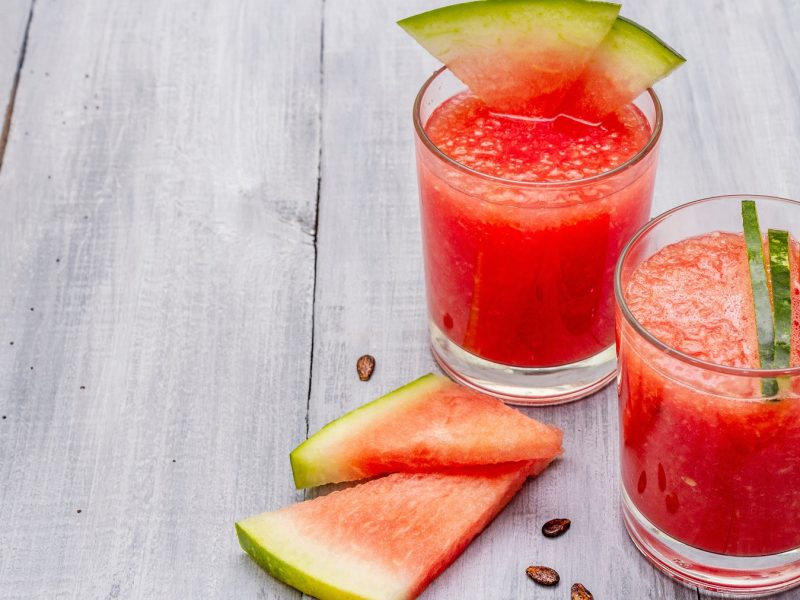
[417,90,655,367]
[619,231,800,556]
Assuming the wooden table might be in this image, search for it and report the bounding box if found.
[1,1,798,598]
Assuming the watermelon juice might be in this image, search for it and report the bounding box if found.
[616,196,800,595]
[414,67,662,403]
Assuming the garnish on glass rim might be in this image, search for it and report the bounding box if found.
[741,200,792,397]
[768,228,792,391]
[397,0,684,120]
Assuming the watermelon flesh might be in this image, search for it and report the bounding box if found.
[290,374,563,489]
[398,0,620,117]
[236,460,551,600]
[559,16,686,122]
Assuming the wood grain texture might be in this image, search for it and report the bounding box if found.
[624,0,800,215]
[0,1,30,102]
[0,0,32,163]
[0,0,322,598]
[310,1,800,599]
[0,0,798,598]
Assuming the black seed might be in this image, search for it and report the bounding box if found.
[172,459,176,463]
[80,386,85,390]
[571,583,593,600]
[2,416,6,419]
[526,566,559,587]
[542,518,571,538]
[76,509,82,514]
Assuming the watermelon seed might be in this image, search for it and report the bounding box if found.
[526,565,559,587]
[356,355,376,381]
[542,517,571,538]
[571,582,594,599]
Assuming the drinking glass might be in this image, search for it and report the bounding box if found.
[414,67,662,404]
[615,195,800,596]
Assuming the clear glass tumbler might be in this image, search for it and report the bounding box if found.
[615,195,800,596]
[413,67,663,405]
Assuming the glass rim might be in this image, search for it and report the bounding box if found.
[412,66,664,190]
[614,194,800,378]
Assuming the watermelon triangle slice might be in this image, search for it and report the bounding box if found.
[398,0,621,117]
[290,374,563,488]
[559,16,686,122]
[236,460,551,600]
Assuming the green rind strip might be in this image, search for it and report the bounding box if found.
[235,521,377,600]
[610,16,686,72]
[768,229,791,370]
[290,374,446,488]
[741,200,777,397]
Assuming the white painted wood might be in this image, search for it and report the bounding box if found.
[0,0,31,157]
[0,1,322,598]
[310,1,800,599]
[1,0,798,598]
[624,0,800,214]
[0,1,30,97]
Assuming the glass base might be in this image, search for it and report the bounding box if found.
[428,320,616,406]
[622,488,800,597]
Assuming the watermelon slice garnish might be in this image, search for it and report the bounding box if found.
[290,373,563,488]
[236,460,552,600]
[559,16,685,122]
[398,0,621,117]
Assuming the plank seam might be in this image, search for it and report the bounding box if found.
[304,0,325,446]
[0,0,35,172]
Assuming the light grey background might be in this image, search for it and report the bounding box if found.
[1,1,798,598]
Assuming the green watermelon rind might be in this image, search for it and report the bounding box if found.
[397,0,621,51]
[290,374,446,489]
[558,14,685,120]
[606,16,685,81]
[236,517,401,600]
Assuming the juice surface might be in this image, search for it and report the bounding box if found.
[425,91,651,184]
[625,232,760,368]
[620,232,800,555]
[418,91,655,367]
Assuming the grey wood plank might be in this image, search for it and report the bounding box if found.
[309,1,800,599]
[0,1,322,599]
[0,0,32,163]
[625,0,800,214]
[0,1,30,100]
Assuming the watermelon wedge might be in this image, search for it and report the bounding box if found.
[236,460,551,600]
[290,374,563,489]
[398,0,620,117]
[559,16,685,122]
